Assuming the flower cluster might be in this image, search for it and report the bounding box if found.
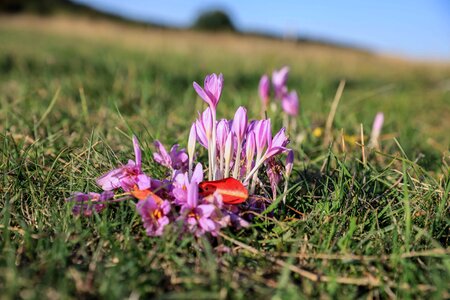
[66,72,293,238]
[259,66,299,117]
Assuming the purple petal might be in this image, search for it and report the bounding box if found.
[96,168,123,191]
[195,119,209,148]
[285,150,294,176]
[191,163,204,184]
[258,74,270,105]
[216,119,229,151]
[272,66,289,99]
[132,136,142,168]
[197,204,216,218]
[187,181,199,208]
[198,217,216,231]
[231,106,248,141]
[193,81,212,107]
[245,131,256,163]
[136,174,151,190]
[281,90,299,116]
[153,140,171,167]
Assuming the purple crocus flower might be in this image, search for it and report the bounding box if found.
[231,107,248,178]
[66,191,114,216]
[231,106,248,141]
[369,112,384,148]
[258,74,270,108]
[153,141,188,172]
[272,66,289,99]
[244,126,290,184]
[282,150,294,204]
[281,90,299,116]
[179,181,221,237]
[187,123,197,177]
[172,163,203,206]
[136,196,171,237]
[193,73,224,112]
[96,136,148,192]
[265,127,289,159]
[245,131,256,175]
[195,107,214,148]
[223,132,234,178]
[216,119,230,153]
[216,119,230,176]
[285,150,294,177]
[252,119,271,155]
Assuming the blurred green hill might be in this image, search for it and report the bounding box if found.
[0,0,371,53]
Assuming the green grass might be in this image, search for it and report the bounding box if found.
[1,16,449,299]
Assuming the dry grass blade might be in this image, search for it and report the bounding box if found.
[219,233,442,291]
[323,80,346,146]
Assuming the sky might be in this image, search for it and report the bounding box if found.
[73,0,450,60]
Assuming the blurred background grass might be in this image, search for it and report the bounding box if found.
[1,12,449,170]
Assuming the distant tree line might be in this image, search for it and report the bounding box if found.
[192,10,236,32]
[0,0,64,14]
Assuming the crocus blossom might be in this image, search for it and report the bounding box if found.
[231,107,248,142]
[172,163,203,206]
[66,191,114,216]
[137,196,171,236]
[96,136,148,191]
[264,127,289,159]
[369,112,384,148]
[272,66,289,99]
[179,181,222,237]
[231,106,248,178]
[258,75,270,108]
[282,150,294,204]
[195,107,214,147]
[153,141,188,171]
[253,119,271,155]
[193,73,224,112]
[68,71,294,241]
[285,150,294,177]
[281,90,299,116]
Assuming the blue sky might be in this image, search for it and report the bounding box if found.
[73,0,450,60]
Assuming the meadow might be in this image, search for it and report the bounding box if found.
[0,15,449,299]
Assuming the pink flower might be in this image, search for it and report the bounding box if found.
[179,181,220,237]
[153,141,188,171]
[231,106,248,178]
[369,112,384,148]
[216,119,230,154]
[172,163,203,206]
[137,196,171,236]
[195,107,214,148]
[96,136,150,192]
[285,150,294,177]
[193,73,224,111]
[272,66,289,99]
[281,90,299,116]
[66,191,114,216]
[231,106,248,142]
[258,75,270,107]
[264,127,289,159]
[252,119,271,154]
[245,131,256,174]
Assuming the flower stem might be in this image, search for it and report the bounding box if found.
[232,141,242,179]
[250,151,262,193]
[211,112,217,180]
[219,148,224,179]
[244,155,265,184]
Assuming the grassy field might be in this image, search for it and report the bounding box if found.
[1,15,449,299]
